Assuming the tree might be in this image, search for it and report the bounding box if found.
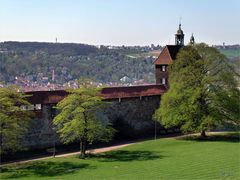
[0,86,33,154]
[53,85,115,158]
[154,43,240,137]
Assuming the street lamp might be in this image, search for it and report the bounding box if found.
[52,126,56,157]
[154,120,157,140]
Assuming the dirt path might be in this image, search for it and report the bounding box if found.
[1,142,137,166]
[57,142,137,158]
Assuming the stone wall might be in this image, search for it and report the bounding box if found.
[105,96,163,139]
[22,104,58,149]
[22,95,178,149]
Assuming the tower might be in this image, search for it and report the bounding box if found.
[52,69,55,81]
[190,33,195,46]
[175,24,184,46]
[154,23,184,85]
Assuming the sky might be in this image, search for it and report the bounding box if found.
[0,0,239,46]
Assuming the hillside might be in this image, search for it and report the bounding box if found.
[0,42,239,85]
[218,47,240,74]
[0,42,157,85]
[219,48,240,60]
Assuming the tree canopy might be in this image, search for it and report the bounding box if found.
[53,85,115,158]
[0,86,33,154]
[154,43,240,136]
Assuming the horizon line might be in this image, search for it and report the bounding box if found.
[1,40,239,47]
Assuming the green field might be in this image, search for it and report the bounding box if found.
[1,133,240,180]
[219,49,240,59]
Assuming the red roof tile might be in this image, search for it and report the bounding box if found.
[154,45,182,65]
[26,85,167,104]
[101,84,167,99]
[26,90,68,104]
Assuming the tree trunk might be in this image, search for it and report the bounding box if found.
[80,139,86,158]
[200,130,207,138]
[80,112,88,158]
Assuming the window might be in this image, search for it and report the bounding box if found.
[162,65,166,72]
[20,104,42,111]
[162,78,166,85]
[35,104,42,110]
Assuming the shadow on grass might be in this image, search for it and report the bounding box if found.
[1,161,91,179]
[89,150,163,162]
[179,132,240,143]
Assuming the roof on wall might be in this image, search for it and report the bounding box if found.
[101,84,167,99]
[154,45,182,65]
[26,84,167,104]
[26,90,68,104]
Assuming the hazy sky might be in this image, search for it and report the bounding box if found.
[0,0,239,46]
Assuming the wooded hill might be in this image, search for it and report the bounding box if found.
[0,42,238,84]
[0,42,156,84]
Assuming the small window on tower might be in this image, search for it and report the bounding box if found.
[162,65,166,72]
[35,104,42,110]
[162,78,166,85]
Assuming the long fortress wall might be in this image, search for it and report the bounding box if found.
[22,85,179,149]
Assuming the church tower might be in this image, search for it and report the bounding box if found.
[175,24,184,46]
[190,33,195,46]
[154,24,185,86]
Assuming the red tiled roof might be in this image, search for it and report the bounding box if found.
[26,90,68,104]
[26,85,167,104]
[167,45,182,60]
[154,45,182,65]
[101,84,167,99]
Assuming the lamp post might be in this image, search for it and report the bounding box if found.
[52,126,56,157]
[154,120,157,140]
[51,105,57,158]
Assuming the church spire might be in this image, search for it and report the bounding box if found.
[190,33,195,46]
[175,23,184,46]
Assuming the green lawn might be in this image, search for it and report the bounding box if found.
[1,132,240,180]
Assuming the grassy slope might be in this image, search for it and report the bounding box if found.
[1,133,240,180]
[128,48,240,61]
[219,49,240,59]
